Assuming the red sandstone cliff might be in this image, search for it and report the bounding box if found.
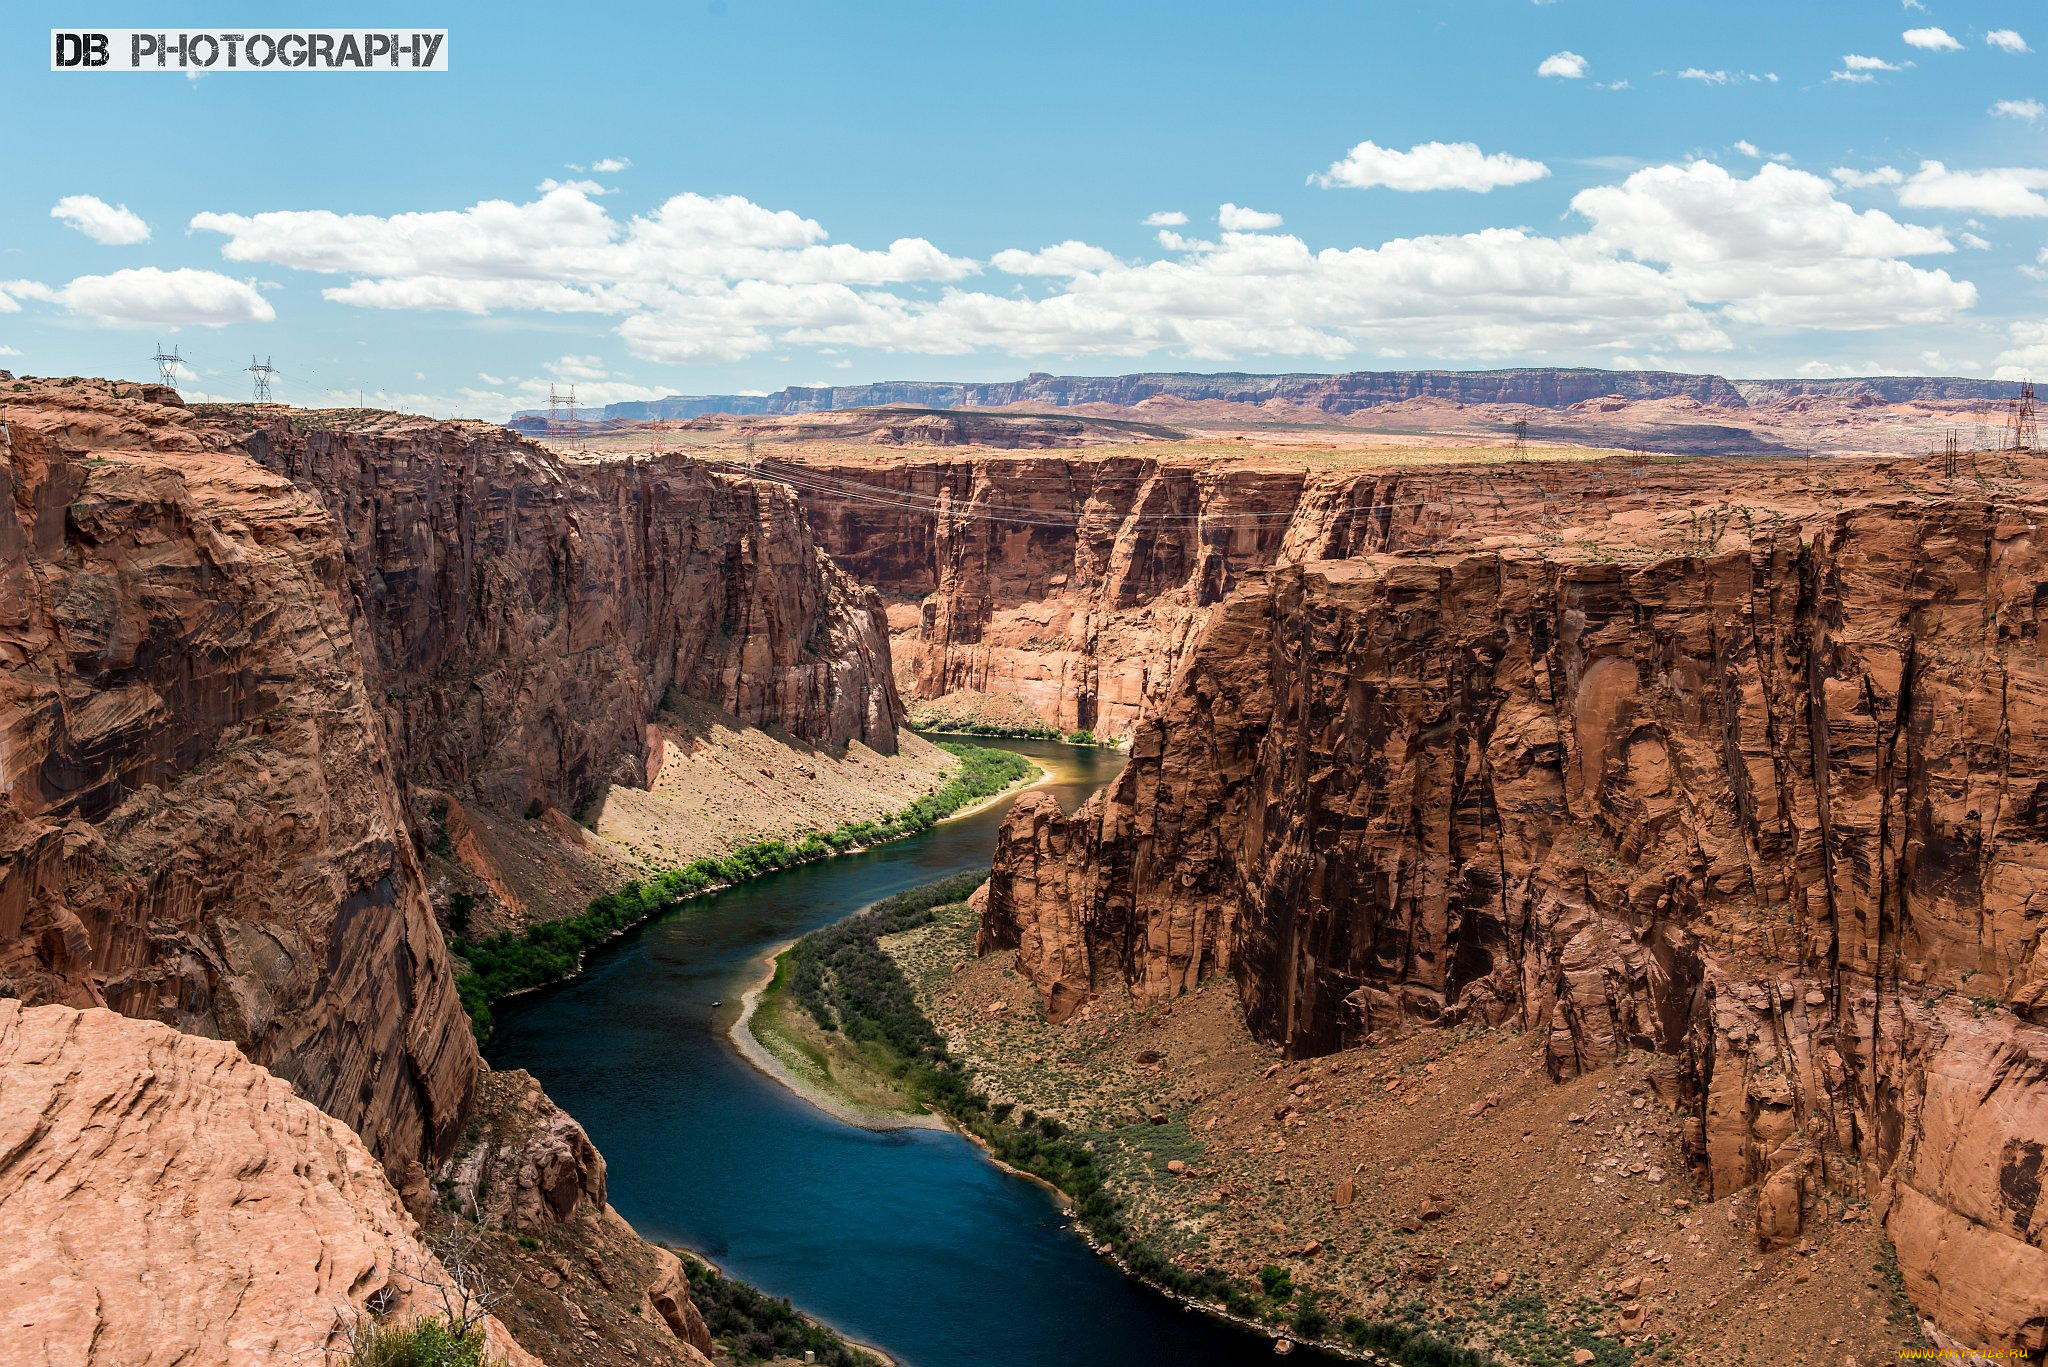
[0,378,476,1175]
[236,411,901,818]
[982,462,2048,1353]
[0,376,904,1364]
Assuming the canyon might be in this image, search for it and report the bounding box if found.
[5,364,2045,1363]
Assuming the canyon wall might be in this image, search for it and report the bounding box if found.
[238,412,901,820]
[570,367,1746,422]
[780,452,1795,737]
[981,473,2048,1351]
[0,378,477,1174]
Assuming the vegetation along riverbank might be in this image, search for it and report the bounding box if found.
[451,743,1037,1039]
[742,875,1537,1366]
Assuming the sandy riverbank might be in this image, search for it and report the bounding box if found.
[728,940,948,1133]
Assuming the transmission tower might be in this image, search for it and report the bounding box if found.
[2004,381,2039,453]
[1510,417,1529,458]
[151,343,183,388]
[565,385,577,425]
[246,355,276,403]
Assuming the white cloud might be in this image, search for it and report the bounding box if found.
[193,186,978,307]
[1142,211,1187,227]
[1832,165,1905,188]
[1995,321,2048,379]
[185,168,1986,370]
[1572,161,1971,328]
[1987,29,2029,54]
[0,345,18,354]
[590,156,631,173]
[1993,99,2045,121]
[50,195,151,245]
[20,267,274,327]
[1899,161,2048,217]
[1842,54,1906,71]
[1831,71,1876,84]
[1678,68,1731,84]
[1903,27,1961,51]
[990,241,1121,276]
[1959,231,1992,249]
[1312,140,1549,192]
[1733,140,1761,158]
[1537,50,1587,79]
[1217,203,1283,230]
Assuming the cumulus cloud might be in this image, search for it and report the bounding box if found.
[1898,161,2048,217]
[50,195,151,245]
[1993,98,2045,120]
[1312,140,1549,192]
[1537,50,1587,79]
[183,169,1983,368]
[1903,27,1961,51]
[1987,29,2029,54]
[990,241,1121,276]
[1142,211,1187,227]
[590,156,631,173]
[1572,161,1970,328]
[15,267,274,327]
[1217,203,1283,230]
[192,185,978,311]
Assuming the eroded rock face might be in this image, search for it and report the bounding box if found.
[983,476,2048,1351]
[0,999,537,1367]
[240,410,901,819]
[0,378,477,1173]
[436,1069,716,1365]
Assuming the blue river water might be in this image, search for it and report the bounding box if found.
[488,739,1334,1367]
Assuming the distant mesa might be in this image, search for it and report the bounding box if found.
[511,367,2028,426]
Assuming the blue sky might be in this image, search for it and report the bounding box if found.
[4,0,2047,415]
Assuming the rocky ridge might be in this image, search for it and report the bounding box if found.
[980,454,2048,1354]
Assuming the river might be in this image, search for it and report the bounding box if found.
[488,738,1338,1367]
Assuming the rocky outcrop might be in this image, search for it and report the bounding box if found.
[0,999,537,1367]
[982,462,2048,1352]
[0,378,477,1174]
[561,367,1748,422]
[434,1069,717,1365]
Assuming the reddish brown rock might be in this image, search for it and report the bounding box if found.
[0,999,536,1367]
[982,464,2048,1352]
[0,379,477,1174]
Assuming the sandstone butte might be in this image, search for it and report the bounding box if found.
[0,375,893,1363]
[973,453,2048,1356]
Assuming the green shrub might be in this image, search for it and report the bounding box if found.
[345,1317,491,1367]
[681,1257,880,1366]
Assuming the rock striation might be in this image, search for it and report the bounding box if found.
[237,408,902,819]
[0,999,537,1367]
[0,378,477,1174]
[982,460,2048,1353]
